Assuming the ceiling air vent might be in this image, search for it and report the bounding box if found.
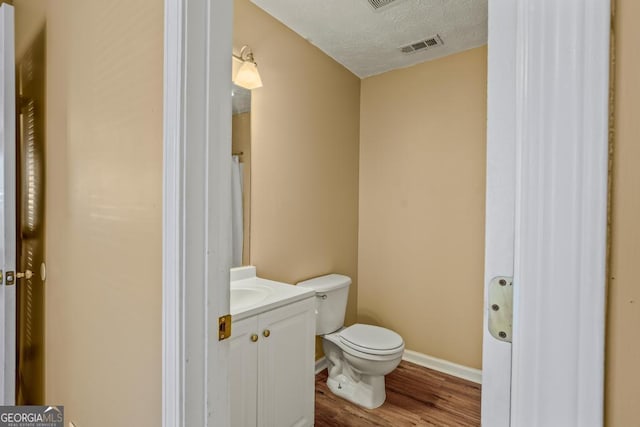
[400,35,444,54]
[366,0,403,11]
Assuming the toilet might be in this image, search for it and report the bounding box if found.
[297,274,404,409]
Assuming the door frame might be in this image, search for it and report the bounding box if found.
[481,0,517,424]
[482,0,610,425]
[0,2,16,406]
[162,0,611,425]
[162,0,233,425]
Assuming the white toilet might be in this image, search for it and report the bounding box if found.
[297,274,404,409]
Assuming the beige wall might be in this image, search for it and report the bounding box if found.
[358,47,487,369]
[606,0,640,425]
[15,0,163,425]
[233,0,361,335]
[232,112,252,265]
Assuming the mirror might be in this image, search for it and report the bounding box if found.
[231,84,251,267]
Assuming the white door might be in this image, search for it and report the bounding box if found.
[482,1,609,425]
[0,3,16,406]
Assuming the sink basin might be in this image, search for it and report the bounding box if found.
[230,285,271,310]
[229,266,316,320]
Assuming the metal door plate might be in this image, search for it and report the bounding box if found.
[218,314,232,341]
[488,276,513,343]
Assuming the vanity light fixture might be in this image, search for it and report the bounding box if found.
[232,45,263,90]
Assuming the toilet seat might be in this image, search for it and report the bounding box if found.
[338,324,404,356]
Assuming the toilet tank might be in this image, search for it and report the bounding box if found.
[297,274,351,335]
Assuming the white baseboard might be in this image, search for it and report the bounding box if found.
[402,349,482,384]
[315,357,328,374]
[317,351,481,384]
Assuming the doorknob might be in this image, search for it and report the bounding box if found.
[16,270,33,280]
[262,329,270,338]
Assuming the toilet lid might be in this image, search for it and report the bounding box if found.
[339,324,404,356]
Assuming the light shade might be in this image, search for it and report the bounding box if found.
[233,61,262,90]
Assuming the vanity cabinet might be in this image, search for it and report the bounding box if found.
[230,296,315,427]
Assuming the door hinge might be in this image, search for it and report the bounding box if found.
[218,314,232,341]
[488,276,513,343]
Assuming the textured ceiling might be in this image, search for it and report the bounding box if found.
[250,0,488,78]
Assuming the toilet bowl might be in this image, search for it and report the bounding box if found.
[297,274,405,409]
[322,324,404,408]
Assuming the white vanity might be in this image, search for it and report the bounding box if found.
[230,266,316,427]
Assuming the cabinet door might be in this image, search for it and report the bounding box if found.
[258,297,315,427]
[230,316,259,427]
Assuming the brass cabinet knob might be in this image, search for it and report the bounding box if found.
[250,334,258,342]
[262,329,271,338]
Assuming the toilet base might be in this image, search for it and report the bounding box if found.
[326,372,386,409]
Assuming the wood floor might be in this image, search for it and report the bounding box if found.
[315,361,481,427]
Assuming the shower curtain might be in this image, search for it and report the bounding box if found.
[231,155,244,267]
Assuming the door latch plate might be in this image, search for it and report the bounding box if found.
[488,276,513,343]
[218,314,232,341]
